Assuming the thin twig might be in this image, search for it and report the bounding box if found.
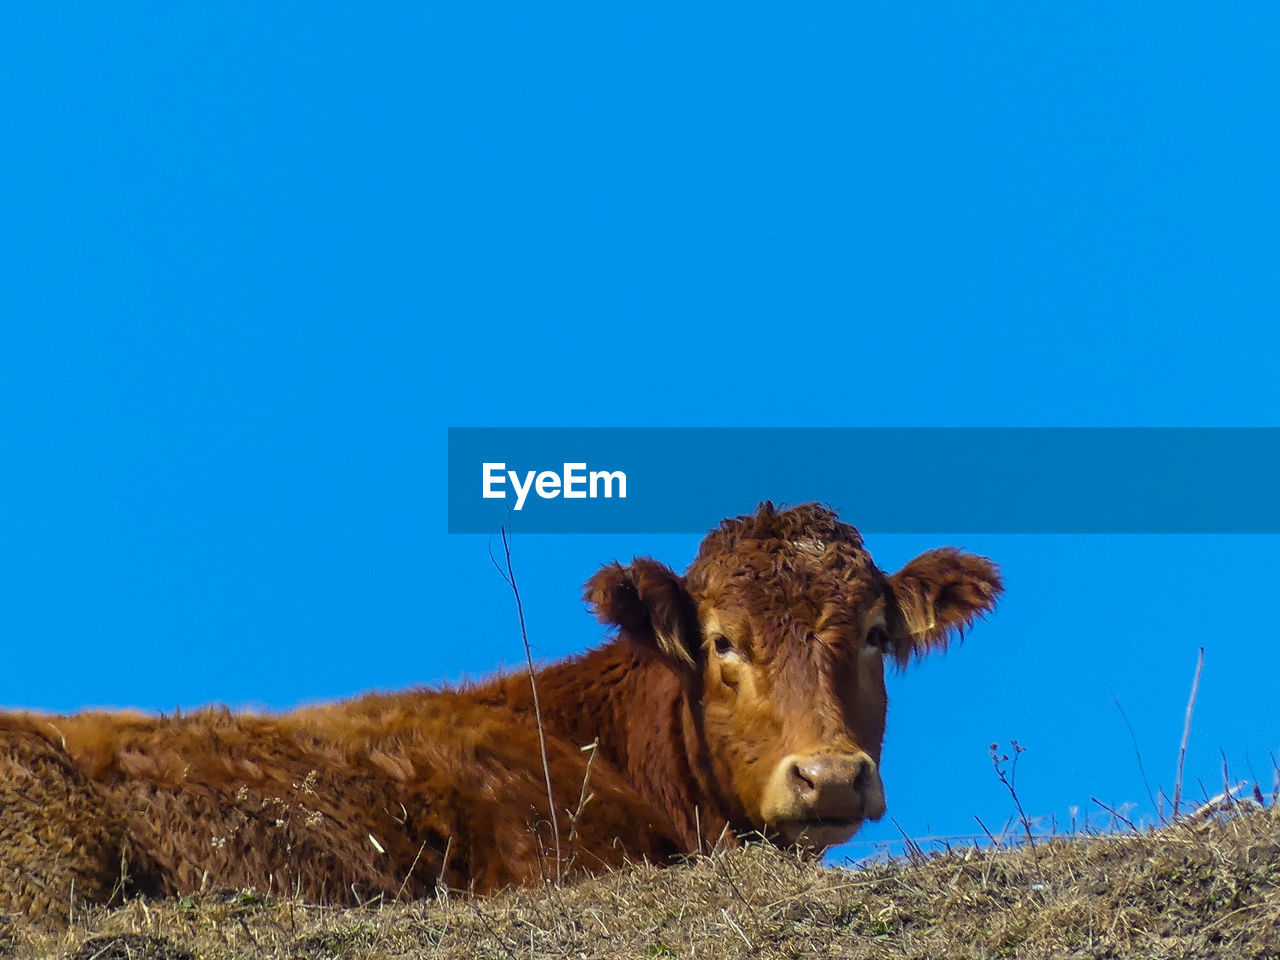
[712,821,733,855]
[990,741,1036,849]
[435,835,454,898]
[566,739,599,868]
[1221,750,1236,810]
[1173,647,1205,820]
[890,817,926,864]
[490,525,561,881]
[394,840,429,902]
[973,815,1000,849]
[1090,796,1139,833]
[713,853,757,920]
[1107,686,1159,820]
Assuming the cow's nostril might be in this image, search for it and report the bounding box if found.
[791,760,817,794]
[852,757,872,793]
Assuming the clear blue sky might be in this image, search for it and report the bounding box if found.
[3,5,1278,859]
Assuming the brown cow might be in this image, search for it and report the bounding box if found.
[0,502,1000,919]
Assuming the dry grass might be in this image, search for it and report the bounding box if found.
[2,803,1276,959]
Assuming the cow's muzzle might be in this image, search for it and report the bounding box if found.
[760,751,886,849]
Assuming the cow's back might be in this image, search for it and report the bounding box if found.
[54,708,407,902]
[0,691,682,918]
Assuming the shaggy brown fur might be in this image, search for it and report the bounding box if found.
[0,503,1001,921]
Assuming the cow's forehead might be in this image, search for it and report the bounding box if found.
[684,503,886,640]
[686,503,873,580]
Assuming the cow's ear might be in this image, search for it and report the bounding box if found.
[583,558,701,670]
[887,548,1002,663]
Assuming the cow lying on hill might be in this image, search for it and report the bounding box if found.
[0,502,1001,918]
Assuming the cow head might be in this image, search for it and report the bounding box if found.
[584,502,1001,850]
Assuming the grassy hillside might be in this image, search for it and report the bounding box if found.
[4,804,1276,959]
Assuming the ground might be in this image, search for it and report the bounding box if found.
[2,804,1276,959]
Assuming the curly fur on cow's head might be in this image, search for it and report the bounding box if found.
[585,501,1002,850]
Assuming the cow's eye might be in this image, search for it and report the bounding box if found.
[712,634,735,657]
[866,627,891,655]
